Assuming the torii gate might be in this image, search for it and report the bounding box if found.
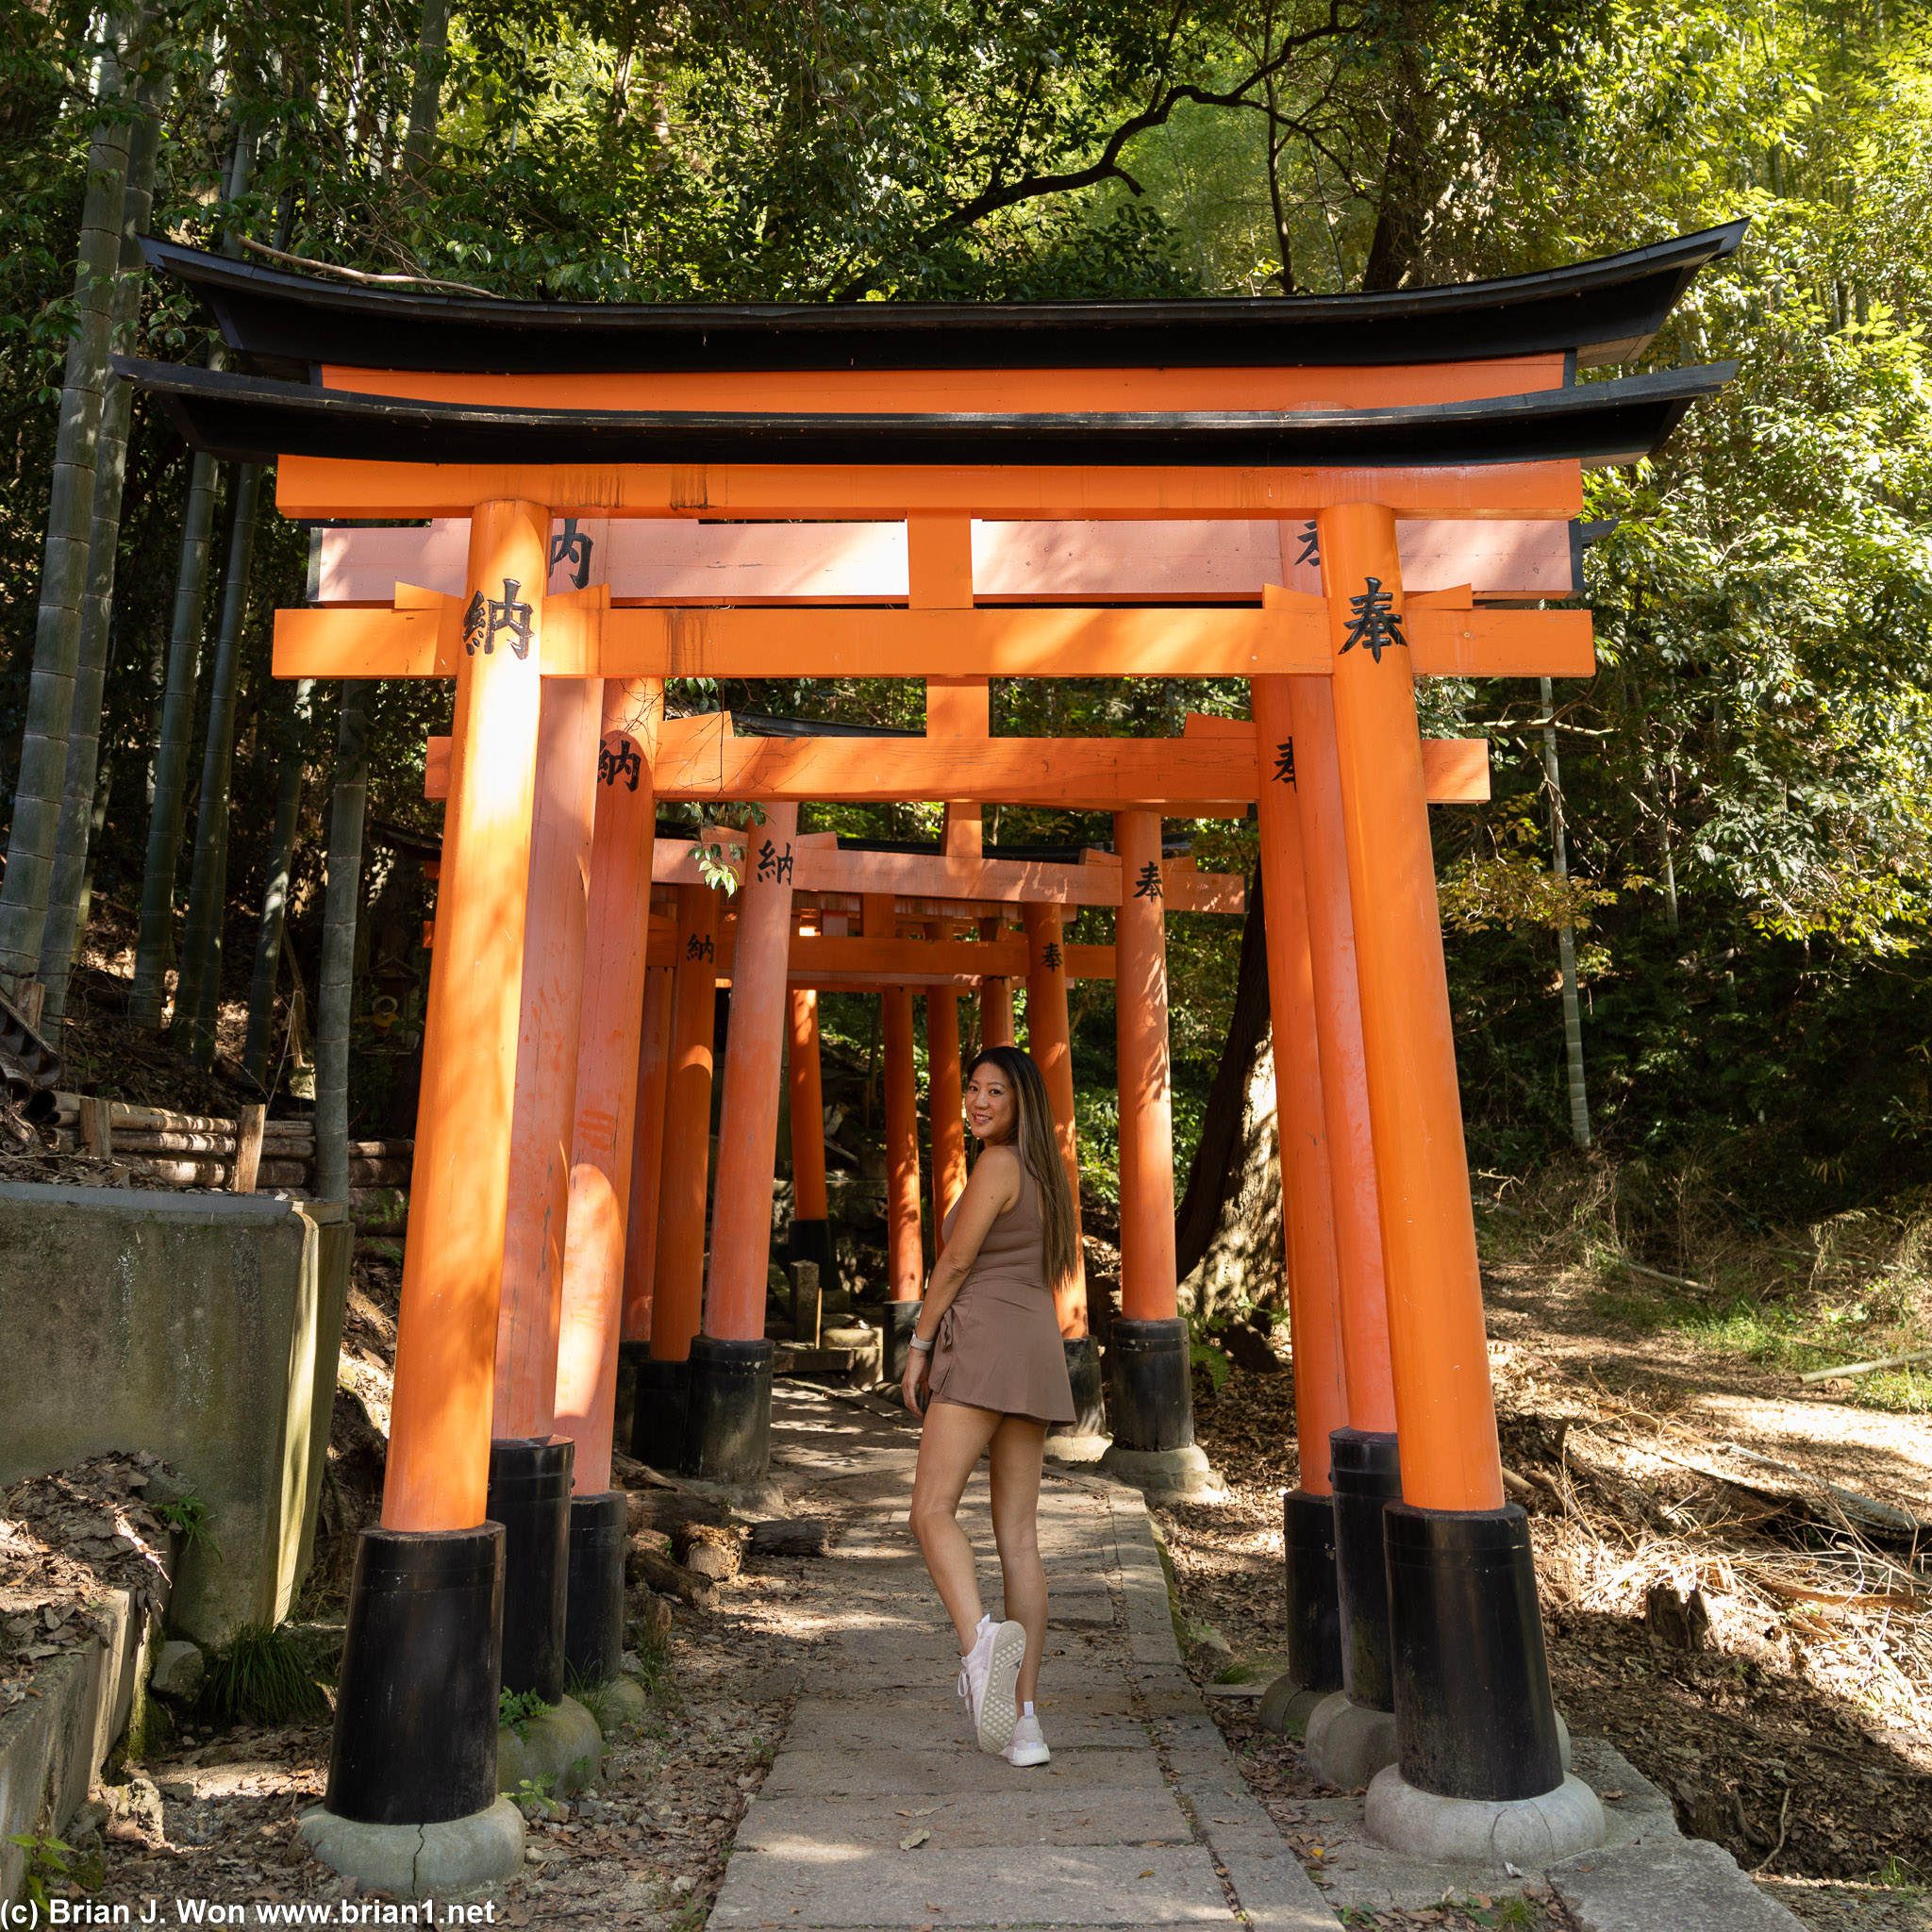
[127,220,1737,1887]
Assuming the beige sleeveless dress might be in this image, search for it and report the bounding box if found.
[929,1164,1076,1425]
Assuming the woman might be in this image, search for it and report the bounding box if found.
[901,1044,1079,1769]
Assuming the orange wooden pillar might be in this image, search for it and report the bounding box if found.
[492,678,602,1439]
[881,980,924,1377]
[978,913,1014,1047]
[1101,811,1211,1491]
[1249,678,1349,1704]
[551,679,661,1679]
[924,982,966,1247]
[1022,902,1087,1338]
[487,675,600,1709]
[689,802,799,1479]
[787,987,834,1289]
[637,880,719,1469]
[623,963,675,1348]
[326,500,547,1831]
[1317,502,1570,1817]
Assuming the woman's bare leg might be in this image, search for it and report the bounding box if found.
[987,1415,1049,1711]
[909,1400,1005,1652]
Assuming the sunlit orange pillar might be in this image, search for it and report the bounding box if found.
[690,802,799,1479]
[1101,811,1209,1489]
[623,963,675,1348]
[1251,675,1349,1704]
[492,679,602,1438]
[883,986,923,1301]
[487,675,600,1711]
[637,881,719,1469]
[978,913,1014,1046]
[325,499,546,1833]
[1022,902,1088,1339]
[787,987,833,1287]
[550,679,661,1678]
[1315,505,1572,1819]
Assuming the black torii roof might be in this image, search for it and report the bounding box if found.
[118,354,1734,470]
[142,224,1745,379]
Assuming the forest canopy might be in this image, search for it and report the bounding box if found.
[3,0,1932,1232]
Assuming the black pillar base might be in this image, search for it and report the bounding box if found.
[1386,1501,1564,1802]
[882,1300,924,1385]
[564,1491,627,1688]
[789,1216,836,1293]
[1331,1428,1401,1711]
[1108,1317,1193,1452]
[615,1342,651,1463]
[1282,1489,1343,1694]
[325,1524,504,1825]
[485,1437,574,1705]
[630,1356,691,1471]
[1063,1337,1106,1435]
[681,1336,774,1482]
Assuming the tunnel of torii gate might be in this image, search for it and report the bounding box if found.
[126,220,1740,1877]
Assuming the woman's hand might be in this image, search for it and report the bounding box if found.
[902,1347,930,1418]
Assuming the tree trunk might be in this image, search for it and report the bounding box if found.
[128,126,256,1030]
[175,458,265,1067]
[0,14,138,1000]
[400,0,453,192]
[1174,872,1272,1284]
[316,682,373,1201]
[242,679,313,1086]
[41,56,174,1024]
[1541,676,1591,1148]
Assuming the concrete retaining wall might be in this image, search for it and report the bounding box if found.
[0,1186,352,1645]
[0,1582,165,1907]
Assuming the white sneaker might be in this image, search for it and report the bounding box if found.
[975,1621,1028,1755]
[1003,1713,1050,1767]
[957,1617,995,1735]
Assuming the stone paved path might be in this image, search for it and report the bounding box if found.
[713,1389,1337,1932]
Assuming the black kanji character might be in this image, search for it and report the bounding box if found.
[685,932,715,962]
[486,579,535,659]
[1273,740,1296,786]
[1340,576,1405,664]
[462,591,487,655]
[599,736,641,791]
[1041,941,1062,970]
[1132,861,1163,900]
[550,517,594,591]
[1295,522,1320,568]
[756,839,794,885]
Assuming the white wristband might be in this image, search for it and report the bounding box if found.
[908,1334,934,1354]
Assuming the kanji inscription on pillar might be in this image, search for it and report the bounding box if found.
[1340,576,1405,664]
[1132,861,1163,900]
[1273,741,1296,786]
[462,579,535,658]
[1041,941,1062,969]
[756,839,794,884]
[686,932,715,962]
[1295,522,1320,567]
[599,736,642,791]
[550,517,595,590]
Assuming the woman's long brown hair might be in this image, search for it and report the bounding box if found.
[964,1045,1079,1289]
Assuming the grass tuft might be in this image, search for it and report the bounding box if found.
[200,1623,328,1725]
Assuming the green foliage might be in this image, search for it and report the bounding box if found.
[200,1623,329,1725]
[6,1830,74,1912]
[155,1494,217,1558]
[499,1685,556,1739]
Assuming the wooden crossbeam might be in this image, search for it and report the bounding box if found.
[275,454,1584,524]
[310,514,1583,606]
[641,927,1119,982]
[276,593,1591,684]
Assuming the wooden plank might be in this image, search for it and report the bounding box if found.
[1408,606,1594,678]
[1186,716,1492,804]
[275,455,1586,524]
[231,1104,266,1193]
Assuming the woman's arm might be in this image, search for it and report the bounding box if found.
[901,1146,1021,1413]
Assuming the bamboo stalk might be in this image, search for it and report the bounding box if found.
[0,12,138,992]
[1798,1347,1932,1386]
[242,681,313,1083]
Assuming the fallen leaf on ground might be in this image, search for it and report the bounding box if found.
[898,1829,930,1851]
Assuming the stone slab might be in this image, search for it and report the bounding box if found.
[787,1698,1149,1750]
[764,1747,1167,1796]
[738,1789,1193,1850]
[1549,1839,1807,1931]
[1219,1850,1345,1930]
[709,1845,1232,1926]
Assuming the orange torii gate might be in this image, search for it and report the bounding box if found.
[126,221,1737,1886]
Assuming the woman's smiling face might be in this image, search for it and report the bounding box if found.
[965,1064,1018,1144]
